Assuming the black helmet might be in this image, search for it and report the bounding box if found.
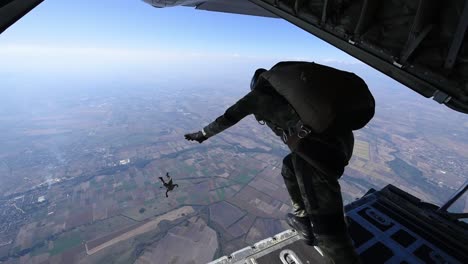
[250,68,267,91]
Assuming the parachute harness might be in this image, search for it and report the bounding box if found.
[281,120,312,146]
[297,123,312,138]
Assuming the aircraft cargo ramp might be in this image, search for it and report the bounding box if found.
[209,184,468,264]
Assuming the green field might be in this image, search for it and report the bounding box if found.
[123,134,153,146]
[123,181,137,191]
[30,244,48,257]
[122,205,156,221]
[388,157,423,182]
[182,165,196,174]
[215,188,226,200]
[353,140,370,160]
[176,196,188,204]
[50,233,82,255]
[234,174,252,184]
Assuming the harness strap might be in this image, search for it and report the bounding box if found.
[282,120,311,150]
[283,121,347,175]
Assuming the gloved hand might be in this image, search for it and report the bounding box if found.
[184,131,207,143]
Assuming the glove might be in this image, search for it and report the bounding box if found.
[184,131,207,143]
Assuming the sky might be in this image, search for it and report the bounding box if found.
[1,0,354,57]
[0,0,364,84]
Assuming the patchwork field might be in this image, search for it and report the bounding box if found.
[353,140,370,161]
[86,206,195,255]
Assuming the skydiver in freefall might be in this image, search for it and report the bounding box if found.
[159,172,179,198]
[184,61,374,264]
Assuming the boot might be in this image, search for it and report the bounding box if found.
[316,233,361,264]
[287,213,316,245]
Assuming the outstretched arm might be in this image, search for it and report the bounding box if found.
[159,177,166,184]
[203,90,261,137]
[184,89,263,143]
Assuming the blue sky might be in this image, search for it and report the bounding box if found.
[0,0,367,82]
[1,0,350,58]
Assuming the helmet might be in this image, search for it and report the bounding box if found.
[250,68,267,91]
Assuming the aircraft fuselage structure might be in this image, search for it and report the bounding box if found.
[143,0,468,115]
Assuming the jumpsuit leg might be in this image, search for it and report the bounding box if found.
[292,154,346,231]
[281,154,307,218]
[292,154,360,264]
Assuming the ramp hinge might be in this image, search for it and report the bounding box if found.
[433,90,452,104]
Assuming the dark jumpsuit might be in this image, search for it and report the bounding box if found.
[159,176,178,197]
[202,87,354,236]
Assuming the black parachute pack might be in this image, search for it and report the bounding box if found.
[259,61,375,134]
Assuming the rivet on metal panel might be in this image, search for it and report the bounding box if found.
[392,61,403,68]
